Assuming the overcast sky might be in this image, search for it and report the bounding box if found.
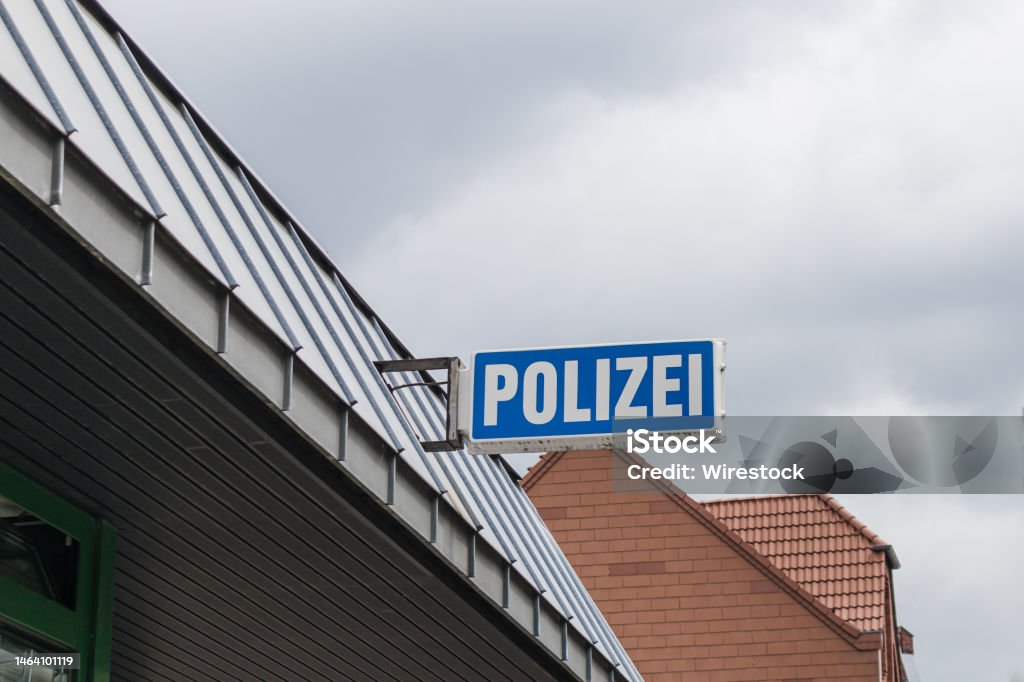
[103,1,1024,678]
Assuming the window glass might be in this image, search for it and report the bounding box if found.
[0,496,79,609]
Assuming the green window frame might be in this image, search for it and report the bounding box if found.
[0,459,116,682]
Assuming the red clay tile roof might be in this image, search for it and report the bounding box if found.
[701,494,891,632]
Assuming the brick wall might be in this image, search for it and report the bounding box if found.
[527,450,882,682]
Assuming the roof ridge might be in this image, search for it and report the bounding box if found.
[701,492,824,504]
[818,494,888,547]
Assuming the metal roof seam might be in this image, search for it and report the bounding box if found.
[498,473,629,658]
[391,383,498,536]
[370,355,484,513]
[508,488,640,680]
[316,280,453,496]
[386,360,508,533]
[157,101,304,350]
[374,350,536,569]
[463,453,565,605]
[180,155,380,399]
[406,389,571,599]
[364,338,543,586]
[396,375,487,529]
[229,170,364,407]
[103,61,305,348]
[478,460,585,624]
[456,453,547,595]
[483,457,607,648]
[33,0,163,216]
[363,317,495,536]
[160,137,301,344]
[396,366,609,634]
[0,74,250,314]
[0,0,73,132]
[506,479,640,682]
[176,108,317,354]
[358,357,448,493]
[64,0,453,389]
[274,217,440,461]
[283,237,464,493]
[409,388,491,522]
[113,33,239,288]
[104,0,465,404]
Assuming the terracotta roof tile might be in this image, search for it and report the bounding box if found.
[702,494,890,631]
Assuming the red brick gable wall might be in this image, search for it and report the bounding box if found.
[526,450,882,682]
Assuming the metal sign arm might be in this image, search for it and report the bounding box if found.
[374,357,464,452]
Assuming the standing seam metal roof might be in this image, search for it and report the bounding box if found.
[0,1,642,679]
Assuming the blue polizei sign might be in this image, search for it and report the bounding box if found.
[459,339,725,454]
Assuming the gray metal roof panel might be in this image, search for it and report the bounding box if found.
[308,255,452,491]
[232,169,361,402]
[110,34,234,286]
[361,315,486,526]
[0,2,67,131]
[4,0,144,206]
[0,2,644,679]
[33,0,164,215]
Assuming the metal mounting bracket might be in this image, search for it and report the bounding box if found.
[373,356,465,452]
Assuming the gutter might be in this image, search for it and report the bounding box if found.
[872,543,902,570]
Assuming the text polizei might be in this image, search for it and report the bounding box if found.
[481,353,704,426]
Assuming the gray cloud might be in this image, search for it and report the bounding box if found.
[103,0,856,250]
[104,0,1024,678]
[833,494,1024,682]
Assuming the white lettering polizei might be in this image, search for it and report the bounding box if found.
[523,361,558,425]
[563,360,591,423]
[483,364,517,426]
[652,354,683,417]
[614,357,647,418]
